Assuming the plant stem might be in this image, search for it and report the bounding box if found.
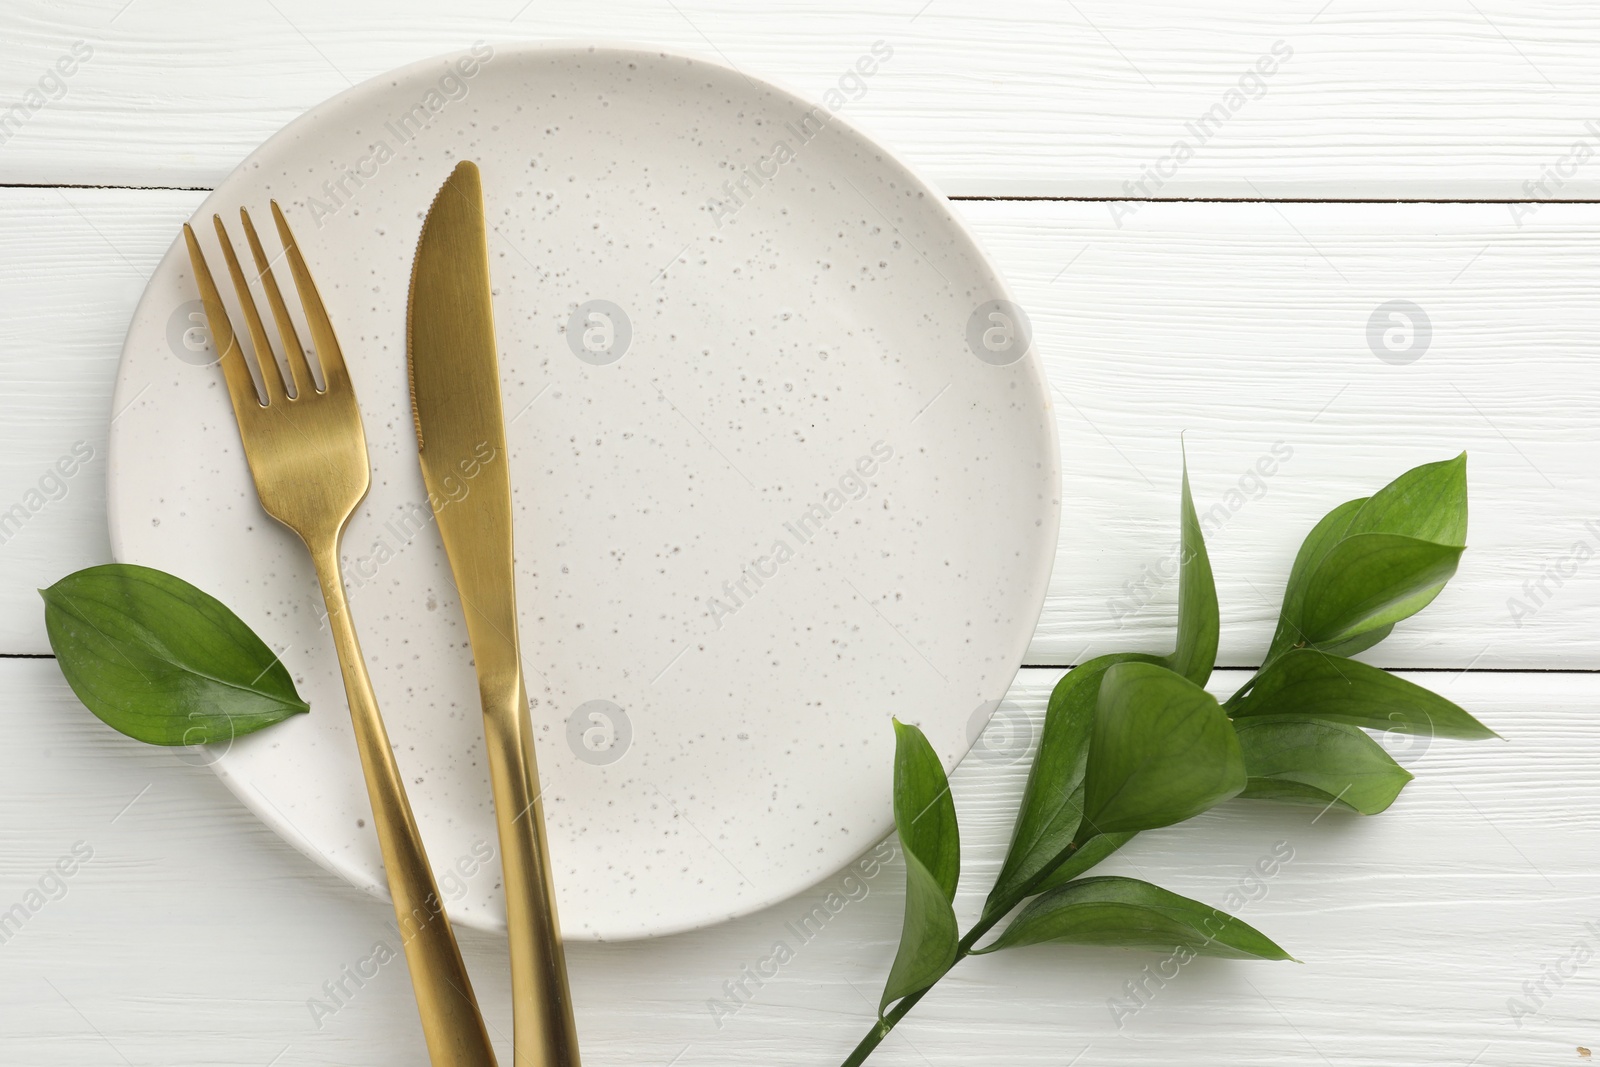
[839,916,1004,1067]
[838,843,1083,1066]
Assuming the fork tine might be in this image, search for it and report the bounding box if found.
[182,223,264,417]
[212,214,288,405]
[271,201,348,394]
[239,207,316,399]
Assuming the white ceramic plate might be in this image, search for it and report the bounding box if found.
[107,42,1058,940]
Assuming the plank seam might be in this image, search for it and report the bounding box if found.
[949,196,1600,205]
[0,181,212,192]
[4,653,1590,672]
[1016,663,1600,674]
[1,183,1592,206]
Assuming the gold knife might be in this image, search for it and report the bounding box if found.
[407,160,581,1067]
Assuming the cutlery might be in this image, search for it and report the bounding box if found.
[182,206,499,1067]
[407,161,582,1067]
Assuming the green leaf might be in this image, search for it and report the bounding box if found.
[1162,452,1219,687]
[1346,452,1468,548]
[1235,717,1413,815]
[1081,662,1246,836]
[976,876,1292,961]
[1314,623,1394,660]
[881,852,960,1012]
[1228,648,1497,740]
[880,720,960,1014]
[1267,456,1469,662]
[1031,831,1137,896]
[41,564,308,746]
[985,654,1159,917]
[1300,534,1464,647]
[985,454,1218,919]
[891,719,960,898]
[1267,497,1368,661]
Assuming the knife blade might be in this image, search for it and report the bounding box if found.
[408,159,582,1067]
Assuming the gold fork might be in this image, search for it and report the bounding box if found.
[183,205,499,1067]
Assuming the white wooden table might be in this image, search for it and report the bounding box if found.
[3,2,1597,1064]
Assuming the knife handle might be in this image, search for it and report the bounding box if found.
[310,538,499,1067]
[482,671,582,1067]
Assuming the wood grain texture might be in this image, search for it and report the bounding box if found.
[0,189,1591,666]
[3,9,1596,1066]
[3,0,1600,197]
[0,659,1589,1065]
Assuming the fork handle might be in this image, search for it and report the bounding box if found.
[482,673,581,1067]
[310,538,499,1067]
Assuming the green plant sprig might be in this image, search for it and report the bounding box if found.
[843,450,1495,1067]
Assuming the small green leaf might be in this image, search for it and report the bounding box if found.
[976,876,1292,960]
[881,852,960,1012]
[1267,496,1368,661]
[41,564,308,746]
[1081,662,1246,837]
[1162,451,1219,687]
[880,720,960,1014]
[1300,534,1464,647]
[985,653,1159,916]
[1268,456,1469,662]
[1228,648,1497,740]
[1235,717,1413,815]
[1030,831,1137,896]
[891,720,960,899]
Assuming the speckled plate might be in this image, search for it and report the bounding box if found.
[106,42,1058,940]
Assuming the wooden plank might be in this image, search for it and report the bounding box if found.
[4,0,1600,197]
[0,658,1588,1064]
[992,196,1598,667]
[0,189,1593,666]
[0,187,185,654]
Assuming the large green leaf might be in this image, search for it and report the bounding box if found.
[1300,534,1464,647]
[1228,648,1497,740]
[1235,717,1414,815]
[1314,622,1395,660]
[1161,454,1219,687]
[1081,662,1246,836]
[879,720,960,1013]
[985,654,1159,917]
[1345,452,1467,547]
[41,564,308,746]
[976,876,1292,960]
